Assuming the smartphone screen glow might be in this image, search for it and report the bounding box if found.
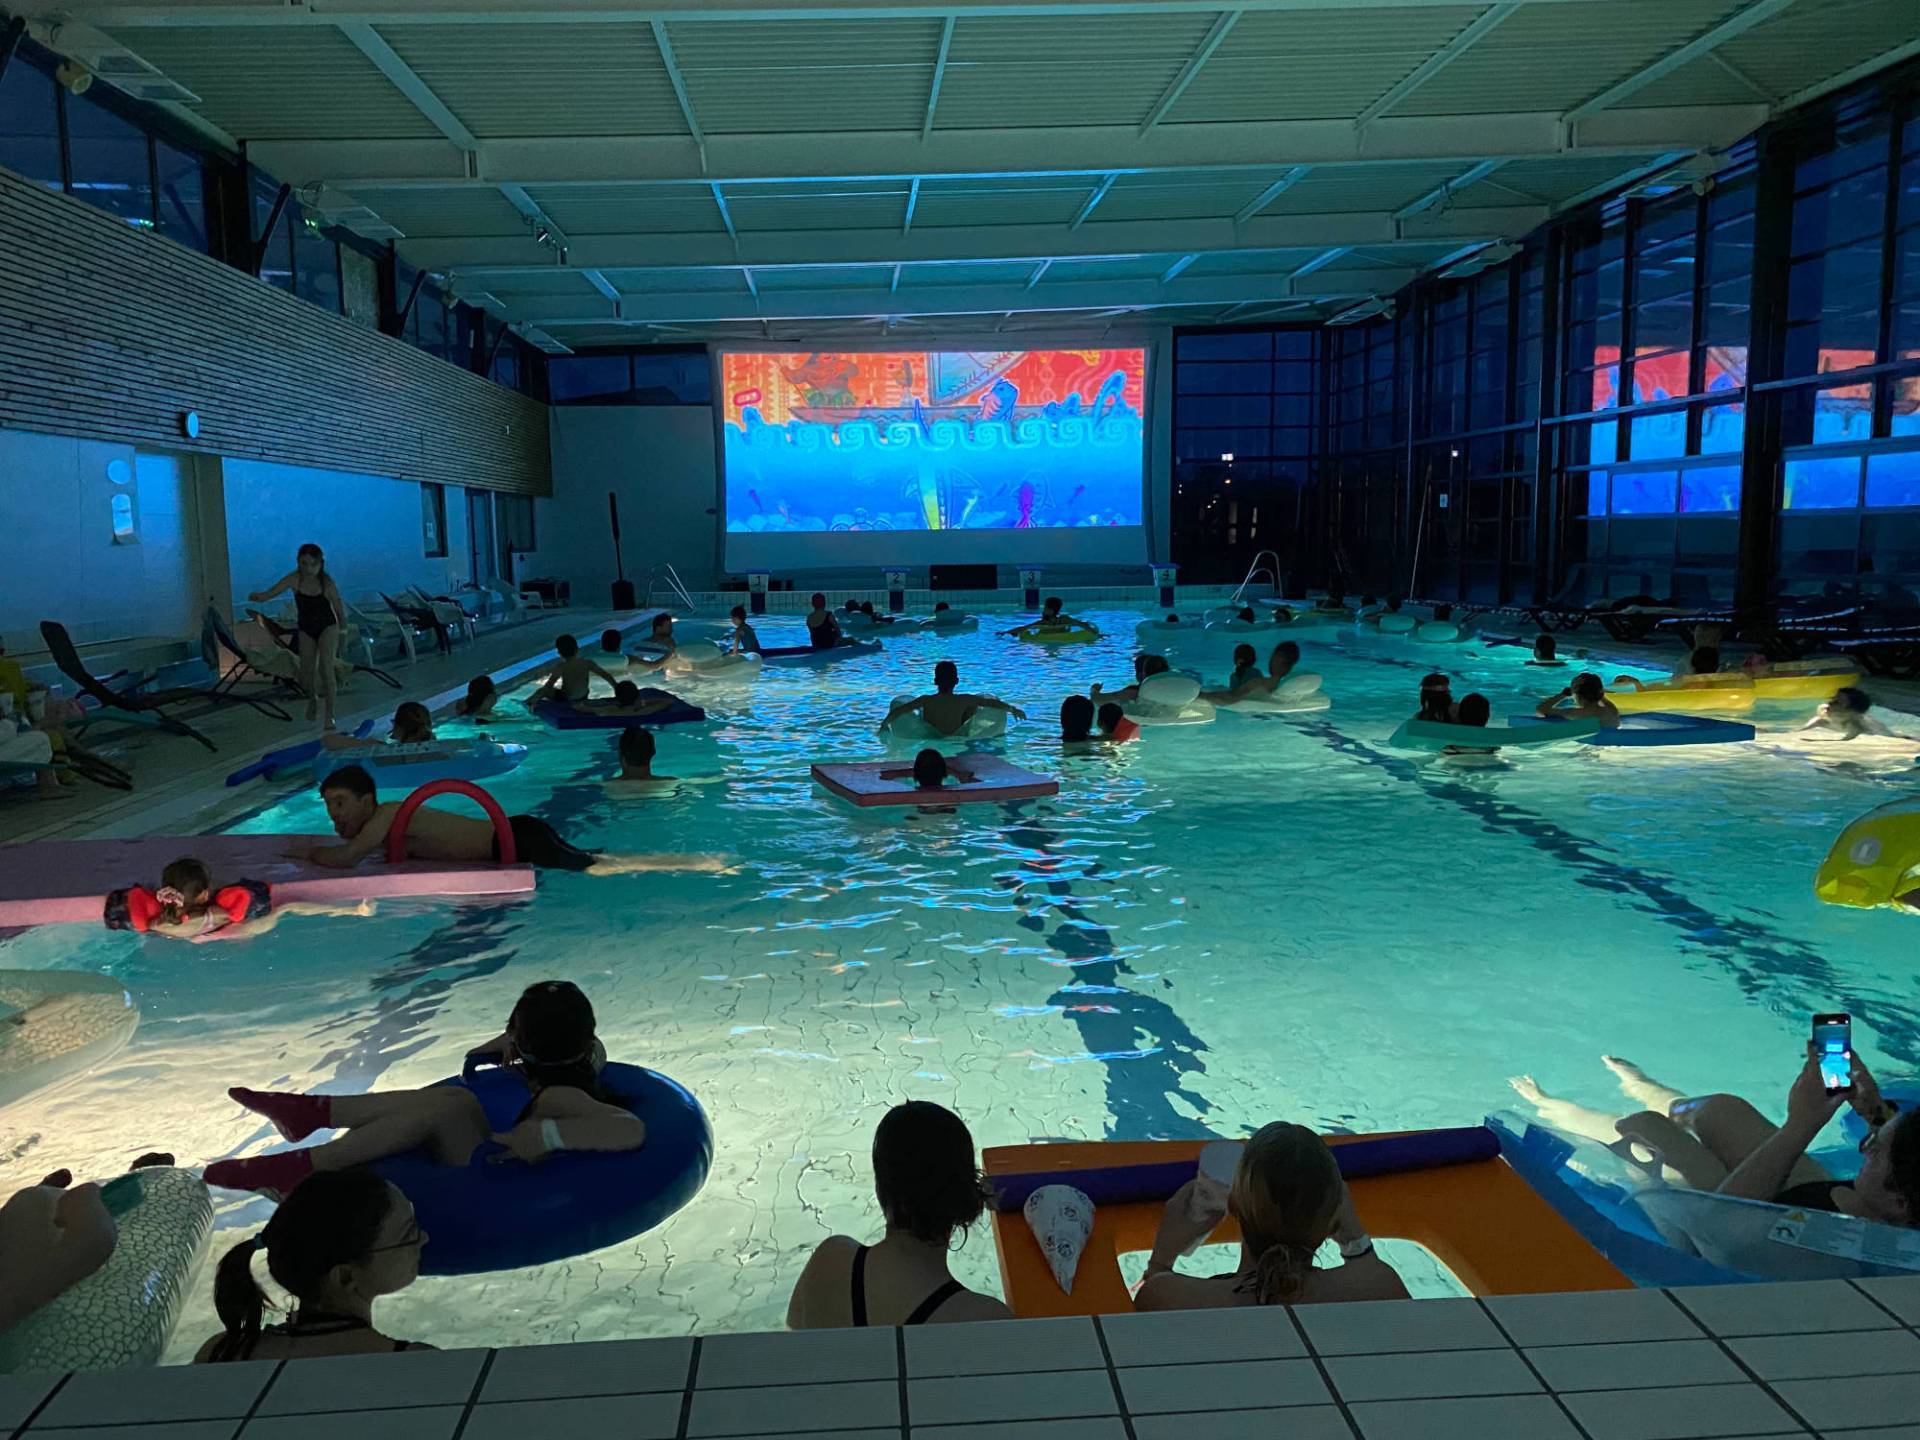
[1813,1015,1852,1094]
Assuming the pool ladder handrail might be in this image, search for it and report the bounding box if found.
[644,562,698,613]
[1229,550,1282,605]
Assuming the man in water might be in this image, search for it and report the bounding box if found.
[577,679,681,719]
[806,593,842,650]
[626,613,678,673]
[321,700,434,752]
[306,765,730,874]
[1202,642,1300,704]
[611,727,678,786]
[879,661,1027,736]
[529,633,623,706]
[1092,653,1170,705]
[1536,671,1622,729]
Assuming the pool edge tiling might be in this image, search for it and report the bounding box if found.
[8,1279,1920,1437]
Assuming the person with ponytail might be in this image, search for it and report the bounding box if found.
[1135,1122,1408,1311]
[195,1170,427,1362]
[204,981,644,1199]
[786,1101,1011,1328]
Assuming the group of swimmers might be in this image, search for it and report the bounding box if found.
[147,970,1909,1361]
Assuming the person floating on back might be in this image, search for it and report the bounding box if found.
[879,661,1027,737]
[321,701,434,753]
[303,765,730,875]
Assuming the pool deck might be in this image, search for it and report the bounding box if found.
[6,1278,1919,1438]
[0,606,651,849]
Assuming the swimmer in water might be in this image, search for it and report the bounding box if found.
[1202,642,1300,705]
[1528,634,1564,667]
[1441,693,1497,756]
[304,765,731,875]
[727,605,761,655]
[1800,686,1892,740]
[577,679,680,719]
[528,634,623,706]
[880,661,1028,737]
[879,749,976,791]
[112,856,371,943]
[1060,694,1096,743]
[1536,671,1622,729]
[1097,703,1140,742]
[321,701,434,751]
[626,614,678,673]
[610,727,679,786]
[455,676,498,719]
[1092,654,1170,705]
[1006,595,1097,640]
[1417,673,1457,722]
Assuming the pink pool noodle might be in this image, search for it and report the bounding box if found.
[0,834,534,928]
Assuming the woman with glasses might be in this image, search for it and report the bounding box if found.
[196,1169,430,1360]
[1511,1052,1917,1227]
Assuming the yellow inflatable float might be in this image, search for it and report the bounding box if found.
[1606,675,1757,713]
[1815,798,1920,912]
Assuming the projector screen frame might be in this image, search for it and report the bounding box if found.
[710,335,1161,574]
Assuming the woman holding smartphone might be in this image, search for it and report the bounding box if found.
[1134,1122,1409,1310]
[1510,1048,1916,1225]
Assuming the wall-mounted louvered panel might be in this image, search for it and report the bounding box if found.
[0,165,549,495]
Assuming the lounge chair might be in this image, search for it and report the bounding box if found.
[1832,627,1920,679]
[38,620,224,750]
[202,606,306,702]
[488,580,547,625]
[406,585,477,645]
[246,609,401,690]
[382,593,454,659]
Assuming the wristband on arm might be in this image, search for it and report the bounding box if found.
[539,1119,564,1154]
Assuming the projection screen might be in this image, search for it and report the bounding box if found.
[719,348,1149,570]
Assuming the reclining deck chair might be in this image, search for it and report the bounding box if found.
[38,620,229,750]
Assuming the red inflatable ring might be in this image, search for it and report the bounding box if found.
[386,779,516,866]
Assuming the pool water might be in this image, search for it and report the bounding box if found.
[4,609,1918,1357]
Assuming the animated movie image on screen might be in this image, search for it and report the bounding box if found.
[721,349,1146,535]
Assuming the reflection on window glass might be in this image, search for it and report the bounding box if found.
[1865,449,1920,508]
[1586,471,1609,516]
[154,141,207,251]
[1680,466,1740,512]
[548,356,633,403]
[1783,381,1878,447]
[252,173,294,292]
[1784,454,1863,509]
[1611,470,1678,515]
[0,64,63,189]
[1175,332,1271,361]
[1629,410,1688,460]
[65,91,151,227]
[1698,400,1746,456]
[1891,372,1920,436]
[292,212,341,316]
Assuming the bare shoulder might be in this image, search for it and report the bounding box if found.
[936,1288,1015,1323]
[1299,1257,1410,1305]
[1134,1270,1247,1312]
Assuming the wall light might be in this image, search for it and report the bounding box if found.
[1220,452,1234,462]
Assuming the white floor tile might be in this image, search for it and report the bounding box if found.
[239,1408,464,1440]
[479,1335,694,1402]
[687,1378,900,1436]
[1131,1409,1353,1440]
[1486,1288,1702,1347]
[906,1316,1103,1376]
[911,1421,1131,1440]
[1559,1383,1798,1439]
[35,1364,276,1427]
[460,1393,683,1440]
[699,1327,898,1388]
[256,1348,487,1414]
[1672,1281,1898,1337]
[1524,1339,1744,1392]
[1349,1392,1582,1440]
[0,1374,61,1428]
[1771,1372,1920,1432]
[1325,1347,1540,1402]
[1101,1308,1306,1367]
[1727,1327,1920,1380]
[1297,1298,1505,1357]
[1853,1275,1920,1326]
[1119,1357,1328,1414]
[908,1369,1117,1426]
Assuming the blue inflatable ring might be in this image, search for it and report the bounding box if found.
[371,1060,713,1276]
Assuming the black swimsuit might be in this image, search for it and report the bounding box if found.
[1773,1180,1847,1212]
[294,586,336,642]
[849,1245,964,1326]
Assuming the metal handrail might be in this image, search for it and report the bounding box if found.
[644,562,698,612]
[1229,551,1282,604]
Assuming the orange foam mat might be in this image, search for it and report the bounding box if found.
[985,1135,1631,1317]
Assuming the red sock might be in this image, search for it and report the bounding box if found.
[204,1148,314,1199]
[229,1087,333,1142]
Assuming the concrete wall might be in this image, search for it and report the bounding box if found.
[222,457,472,615]
[518,406,721,607]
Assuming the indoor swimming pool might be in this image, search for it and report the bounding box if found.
[3,608,1917,1357]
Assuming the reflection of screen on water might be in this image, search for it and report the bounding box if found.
[720,349,1146,537]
